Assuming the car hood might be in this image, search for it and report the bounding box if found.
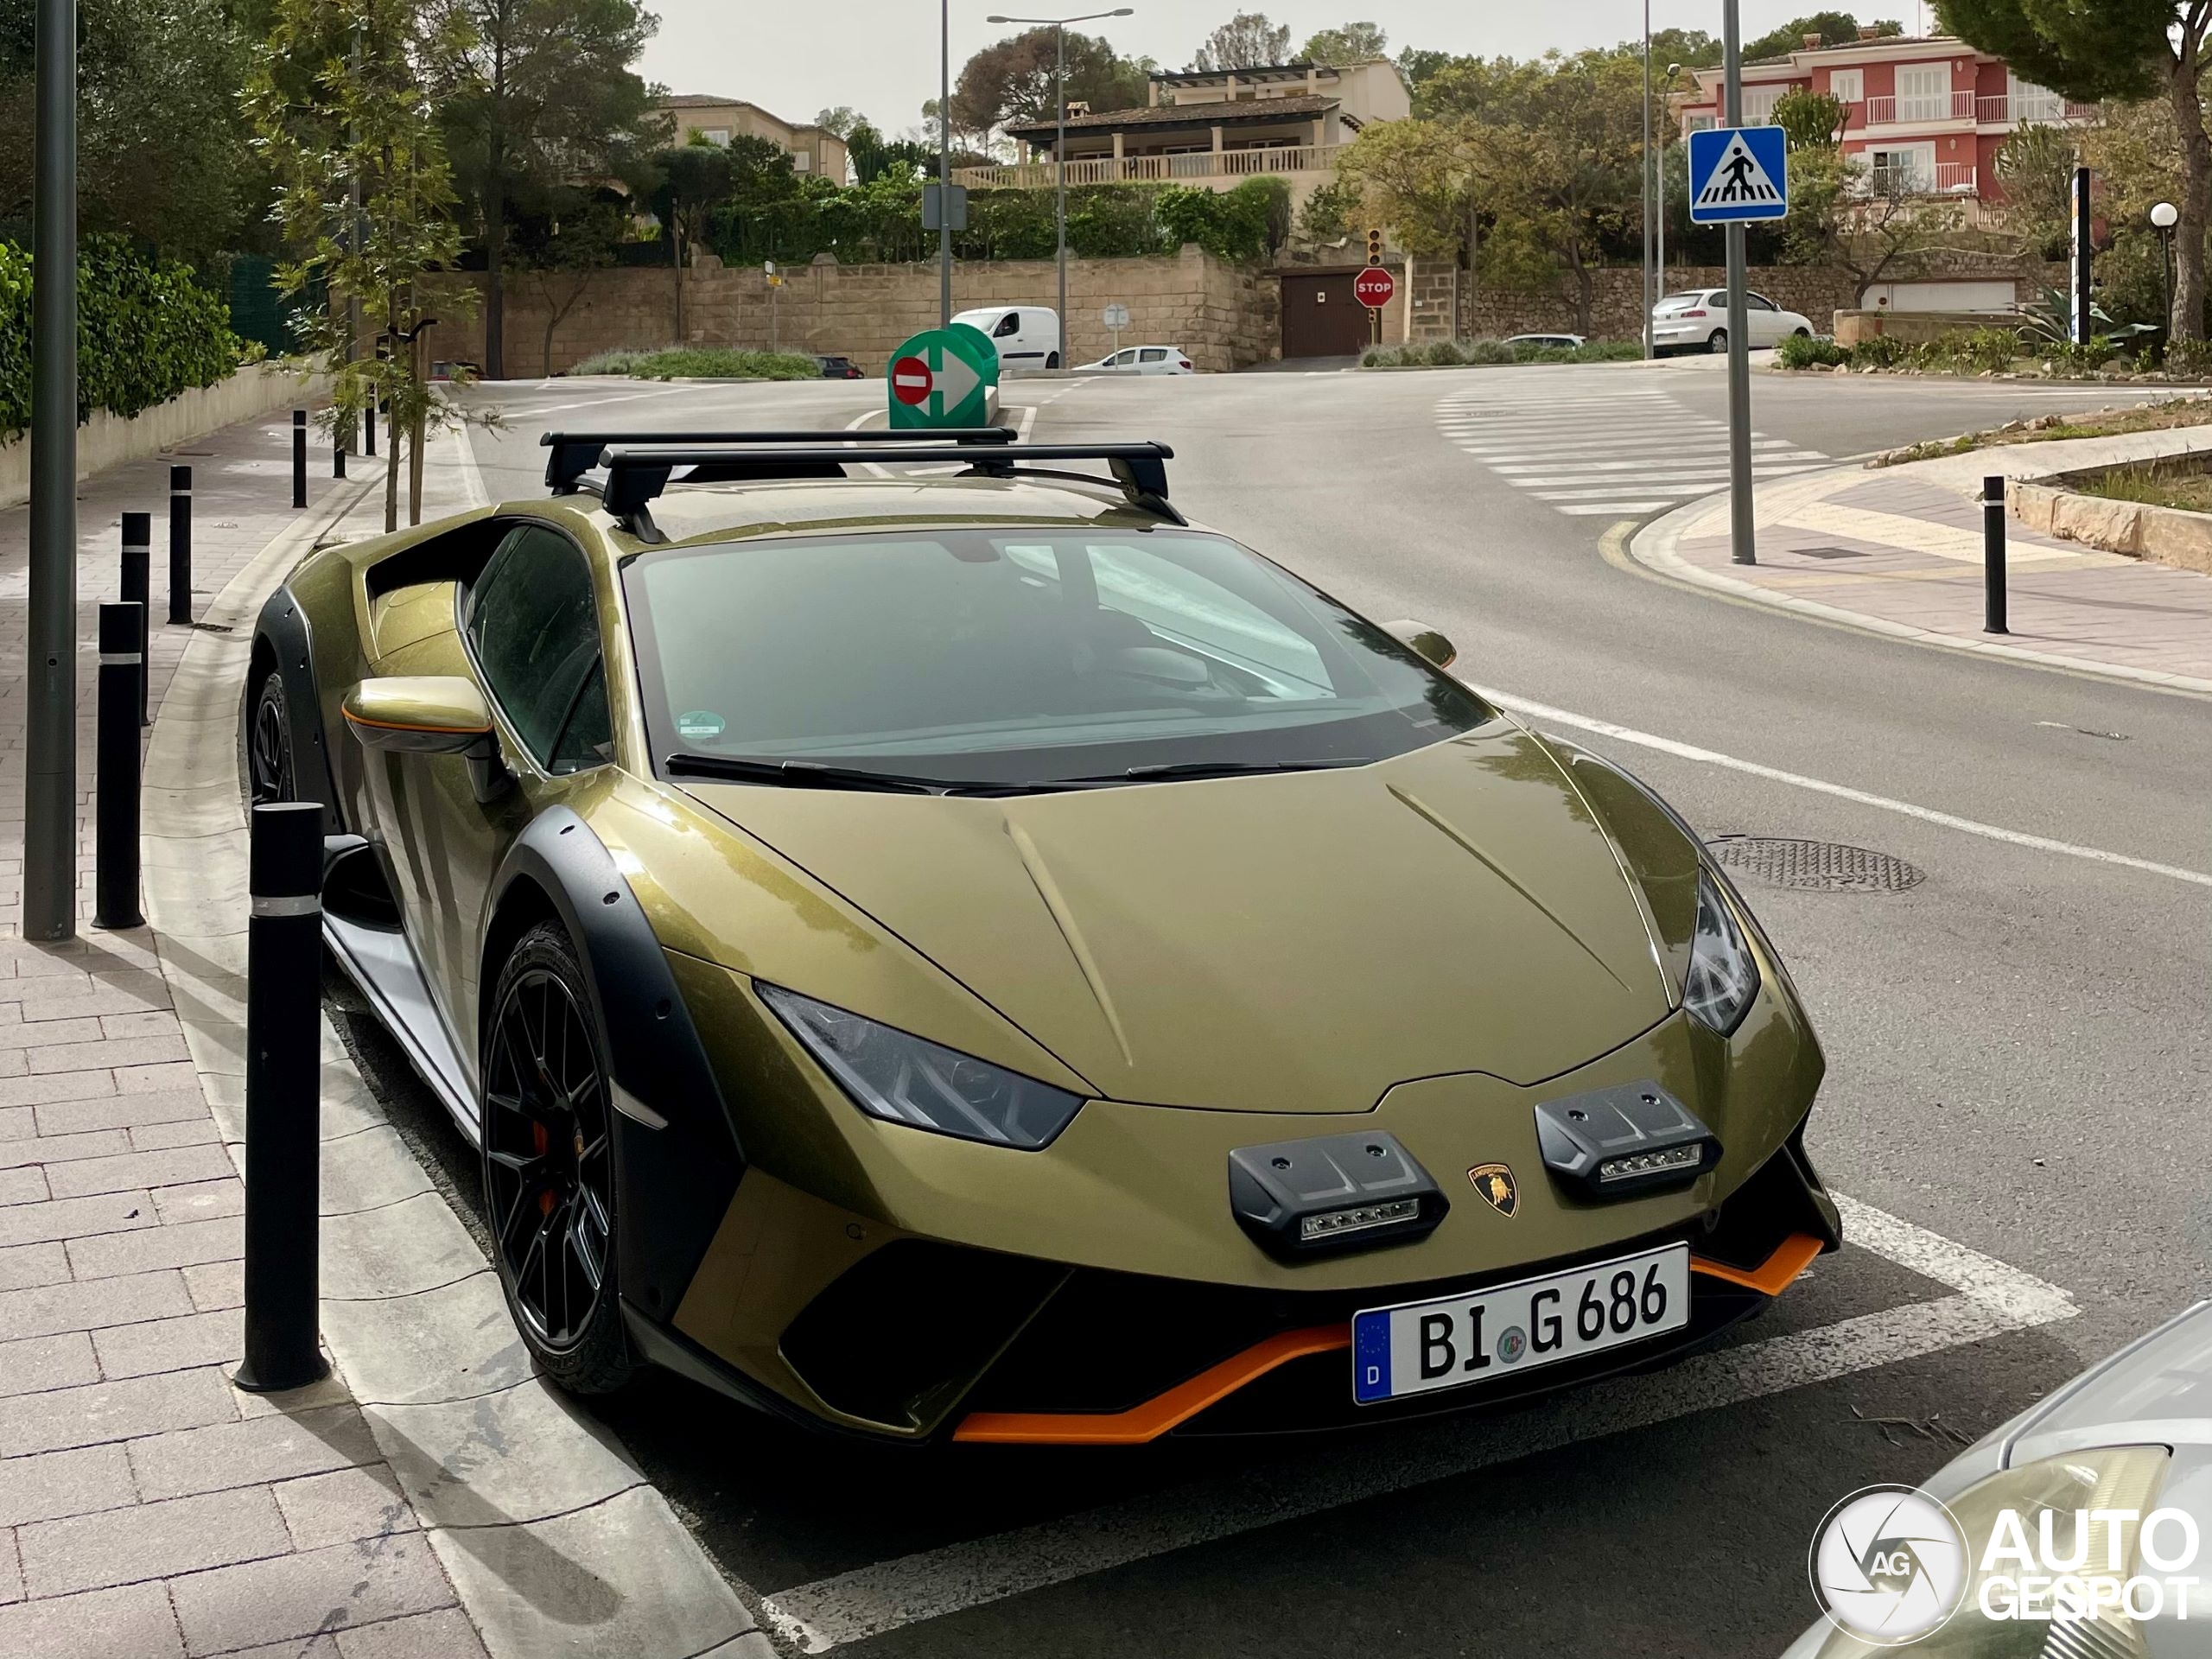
[673,727,1672,1113]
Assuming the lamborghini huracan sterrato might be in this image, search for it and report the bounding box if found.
[246,425,1840,1442]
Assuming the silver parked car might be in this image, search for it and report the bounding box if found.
[1782,1300,2212,1656]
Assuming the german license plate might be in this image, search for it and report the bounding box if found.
[1351,1243,1689,1404]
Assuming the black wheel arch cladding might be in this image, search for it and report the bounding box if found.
[251,583,344,833]
[486,805,746,1325]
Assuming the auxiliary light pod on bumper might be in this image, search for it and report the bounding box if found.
[1228,1131,1449,1260]
[1535,1081,1721,1198]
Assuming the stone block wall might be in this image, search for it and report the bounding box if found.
[431,245,1281,378]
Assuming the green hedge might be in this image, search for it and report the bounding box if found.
[0,238,239,441]
[1361,338,1645,368]
[567,346,821,381]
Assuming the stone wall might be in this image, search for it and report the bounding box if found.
[429,245,1280,378]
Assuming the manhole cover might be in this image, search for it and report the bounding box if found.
[1707,837,1924,893]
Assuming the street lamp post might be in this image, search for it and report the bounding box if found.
[987,7,1133,369]
[1659,64,1683,307]
[1642,0,1654,359]
[2152,200,2180,346]
[939,0,952,326]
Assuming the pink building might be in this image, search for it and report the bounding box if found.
[1675,33,2098,219]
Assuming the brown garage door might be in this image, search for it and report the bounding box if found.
[1281,272,1370,359]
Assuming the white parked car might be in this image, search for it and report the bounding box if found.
[1075,345,1195,374]
[1651,289,1815,354]
[951,305,1062,370]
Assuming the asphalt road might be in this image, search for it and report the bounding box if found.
[403,361,2212,1658]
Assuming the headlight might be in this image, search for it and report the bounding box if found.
[1684,868,1760,1035]
[1808,1446,2178,1657]
[757,983,1085,1149]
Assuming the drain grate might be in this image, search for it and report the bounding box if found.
[1707,837,1924,893]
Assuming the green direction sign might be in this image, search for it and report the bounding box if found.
[887,324,999,428]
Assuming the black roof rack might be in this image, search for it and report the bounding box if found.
[589,441,1182,526]
[539,426,1016,493]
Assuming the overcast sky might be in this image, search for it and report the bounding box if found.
[639,2,1939,137]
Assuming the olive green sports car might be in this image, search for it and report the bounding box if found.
[247,427,1839,1441]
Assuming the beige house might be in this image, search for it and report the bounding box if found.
[658,94,850,185]
[963,60,1408,203]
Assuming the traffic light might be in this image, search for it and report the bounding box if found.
[1365,227,1383,265]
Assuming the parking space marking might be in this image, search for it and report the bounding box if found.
[757,1196,2075,1652]
[1466,684,2212,892]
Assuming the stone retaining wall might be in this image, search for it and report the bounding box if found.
[429,245,1278,377]
[2014,470,2212,577]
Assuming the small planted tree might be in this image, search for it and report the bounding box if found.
[647,137,734,342]
[249,0,477,530]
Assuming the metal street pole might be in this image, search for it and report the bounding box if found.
[1642,0,1655,359]
[25,0,78,941]
[939,0,952,326]
[1723,0,1756,567]
[1055,22,1067,367]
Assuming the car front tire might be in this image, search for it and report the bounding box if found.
[248,668,296,805]
[1046,352,1060,369]
[1707,330,1729,354]
[481,921,636,1395]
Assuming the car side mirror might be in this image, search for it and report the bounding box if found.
[343,677,513,802]
[1382,620,1458,671]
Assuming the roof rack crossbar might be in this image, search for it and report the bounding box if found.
[540,426,1016,493]
[591,442,1177,524]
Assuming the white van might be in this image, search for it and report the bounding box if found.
[952,305,1062,371]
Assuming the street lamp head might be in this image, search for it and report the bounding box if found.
[2152,200,2180,230]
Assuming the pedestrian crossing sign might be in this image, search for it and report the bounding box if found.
[1688,125,1789,224]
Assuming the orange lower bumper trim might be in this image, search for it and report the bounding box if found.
[951,1232,1824,1447]
[952,1323,1351,1446]
[1690,1230,1825,1297]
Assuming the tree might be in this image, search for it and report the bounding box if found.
[250,0,476,531]
[1190,12,1290,72]
[1937,0,2209,341]
[1299,22,1387,65]
[431,0,658,379]
[1338,115,1483,265]
[848,120,936,185]
[0,0,261,264]
[1781,146,1961,302]
[647,137,733,340]
[952,27,1150,147]
[1993,123,2082,257]
[813,105,861,137]
[511,187,626,373]
[1772,87,1847,150]
[1649,28,1721,70]
[1742,12,1901,61]
[1395,46,1453,93]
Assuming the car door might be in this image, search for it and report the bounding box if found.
[1745,292,1783,346]
[1136,347,1172,374]
[383,521,616,1052]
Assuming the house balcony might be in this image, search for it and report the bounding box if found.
[1863,162,1980,197]
[954,142,1345,192]
[1860,91,2097,127]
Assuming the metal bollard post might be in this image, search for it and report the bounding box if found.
[334,435,346,480]
[93,603,143,931]
[292,409,308,510]
[168,465,192,625]
[364,399,376,458]
[234,801,330,1394]
[119,512,150,727]
[1983,474,2008,636]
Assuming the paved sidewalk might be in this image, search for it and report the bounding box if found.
[1632,425,2212,694]
[0,410,500,1655]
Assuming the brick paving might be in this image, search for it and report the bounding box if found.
[1663,444,2212,688]
[0,414,490,1656]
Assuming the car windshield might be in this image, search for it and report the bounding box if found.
[623,527,1493,788]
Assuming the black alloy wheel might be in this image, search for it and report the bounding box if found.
[249,669,296,804]
[481,922,634,1392]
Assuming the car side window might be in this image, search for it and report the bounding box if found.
[1139,347,1168,363]
[1109,349,1135,365]
[1747,293,1777,312]
[467,524,611,773]
[993,312,1020,338]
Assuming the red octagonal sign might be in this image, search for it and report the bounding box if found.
[1353,267,1395,308]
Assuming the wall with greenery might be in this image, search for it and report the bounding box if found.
[0,237,240,440]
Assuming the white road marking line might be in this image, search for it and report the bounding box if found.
[1493,453,1827,474]
[448,419,489,511]
[757,1196,2074,1651]
[508,384,700,417]
[1557,502,1675,515]
[1465,684,2212,891]
[1503,466,1825,489]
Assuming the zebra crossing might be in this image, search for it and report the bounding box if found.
[1434,380,1834,518]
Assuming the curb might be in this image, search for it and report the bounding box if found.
[1624,466,2212,700]
[138,476,773,1659]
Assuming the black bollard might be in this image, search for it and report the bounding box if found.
[334,436,346,480]
[292,409,308,510]
[168,465,192,625]
[234,800,330,1394]
[1983,475,2008,637]
[119,512,151,728]
[364,399,376,458]
[93,603,143,931]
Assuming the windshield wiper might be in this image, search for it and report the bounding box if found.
[665,753,986,795]
[1099,757,1373,784]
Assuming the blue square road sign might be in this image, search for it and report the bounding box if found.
[1688,125,1790,225]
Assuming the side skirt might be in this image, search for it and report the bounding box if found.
[323,912,481,1147]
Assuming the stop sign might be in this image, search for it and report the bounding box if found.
[1353,267,1395,308]
[890,354,933,406]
